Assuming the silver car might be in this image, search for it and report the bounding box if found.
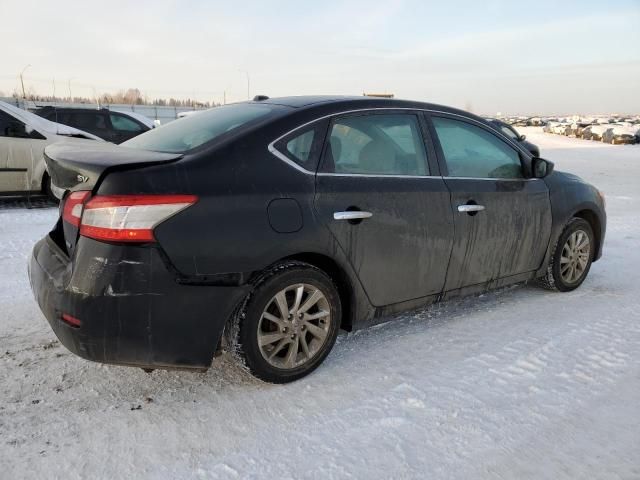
[0,101,101,198]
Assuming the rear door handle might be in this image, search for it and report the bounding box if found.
[457,204,485,213]
[333,211,373,221]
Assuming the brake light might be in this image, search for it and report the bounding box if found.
[79,195,198,243]
[62,191,91,226]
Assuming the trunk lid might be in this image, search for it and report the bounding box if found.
[44,140,182,192]
[44,141,183,255]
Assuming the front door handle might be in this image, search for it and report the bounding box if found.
[333,211,373,221]
[457,204,485,213]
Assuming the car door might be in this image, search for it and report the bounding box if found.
[427,113,552,291]
[108,112,146,144]
[0,110,44,193]
[314,111,454,306]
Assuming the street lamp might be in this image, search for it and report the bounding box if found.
[19,64,31,99]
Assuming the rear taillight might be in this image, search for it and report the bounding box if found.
[79,195,197,243]
[62,191,91,226]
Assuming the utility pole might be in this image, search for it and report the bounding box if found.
[19,64,31,99]
[67,78,76,102]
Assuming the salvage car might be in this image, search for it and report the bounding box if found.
[602,124,638,144]
[485,118,540,156]
[29,96,606,383]
[0,100,101,198]
[36,106,154,144]
[589,124,613,141]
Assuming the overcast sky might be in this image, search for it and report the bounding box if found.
[2,0,639,115]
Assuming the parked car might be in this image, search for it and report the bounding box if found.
[581,125,595,140]
[572,122,592,138]
[36,107,154,144]
[0,101,101,198]
[602,124,638,144]
[485,118,540,156]
[589,124,613,141]
[29,96,606,383]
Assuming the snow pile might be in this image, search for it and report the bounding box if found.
[0,130,639,479]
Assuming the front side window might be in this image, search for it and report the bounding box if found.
[322,114,428,176]
[110,113,143,132]
[432,117,523,179]
[499,125,519,141]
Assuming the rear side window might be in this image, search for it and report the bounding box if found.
[123,104,278,153]
[110,113,143,132]
[321,114,428,176]
[432,117,523,179]
[273,120,327,171]
[286,130,315,163]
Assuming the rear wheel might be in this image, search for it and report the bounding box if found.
[538,218,594,292]
[230,261,341,383]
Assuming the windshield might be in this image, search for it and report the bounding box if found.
[122,103,279,153]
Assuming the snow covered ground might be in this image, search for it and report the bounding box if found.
[1,129,639,479]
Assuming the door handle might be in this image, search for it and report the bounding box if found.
[457,204,485,213]
[333,211,373,221]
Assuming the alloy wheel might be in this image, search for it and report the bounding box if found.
[560,229,591,284]
[257,283,331,369]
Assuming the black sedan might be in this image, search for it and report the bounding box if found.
[485,118,540,156]
[29,96,606,383]
[36,106,153,144]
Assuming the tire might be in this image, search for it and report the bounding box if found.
[229,261,341,383]
[538,218,595,292]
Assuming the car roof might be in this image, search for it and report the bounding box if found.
[249,95,485,122]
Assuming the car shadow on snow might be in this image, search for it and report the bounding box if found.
[37,282,563,400]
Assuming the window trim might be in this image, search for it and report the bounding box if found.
[425,112,530,180]
[267,107,533,177]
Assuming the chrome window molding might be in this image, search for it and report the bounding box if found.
[267,107,533,178]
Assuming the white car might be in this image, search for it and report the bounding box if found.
[589,124,613,141]
[0,101,102,198]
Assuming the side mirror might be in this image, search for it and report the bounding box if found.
[519,134,526,141]
[532,157,554,178]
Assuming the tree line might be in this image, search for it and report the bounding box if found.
[3,87,216,108]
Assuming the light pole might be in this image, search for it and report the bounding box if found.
[19,64,31,99]
[238,70,250,100]
[67,78,76,102]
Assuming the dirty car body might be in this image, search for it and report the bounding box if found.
[28,96,607,373]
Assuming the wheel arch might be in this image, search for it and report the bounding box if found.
[280,252,355,331]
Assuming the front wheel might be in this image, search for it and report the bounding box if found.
[538,218,595,292]
[230,261,341,383]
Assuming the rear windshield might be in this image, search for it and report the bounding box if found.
[122,103,278,153]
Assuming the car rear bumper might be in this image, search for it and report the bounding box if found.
[28,234,250,369]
